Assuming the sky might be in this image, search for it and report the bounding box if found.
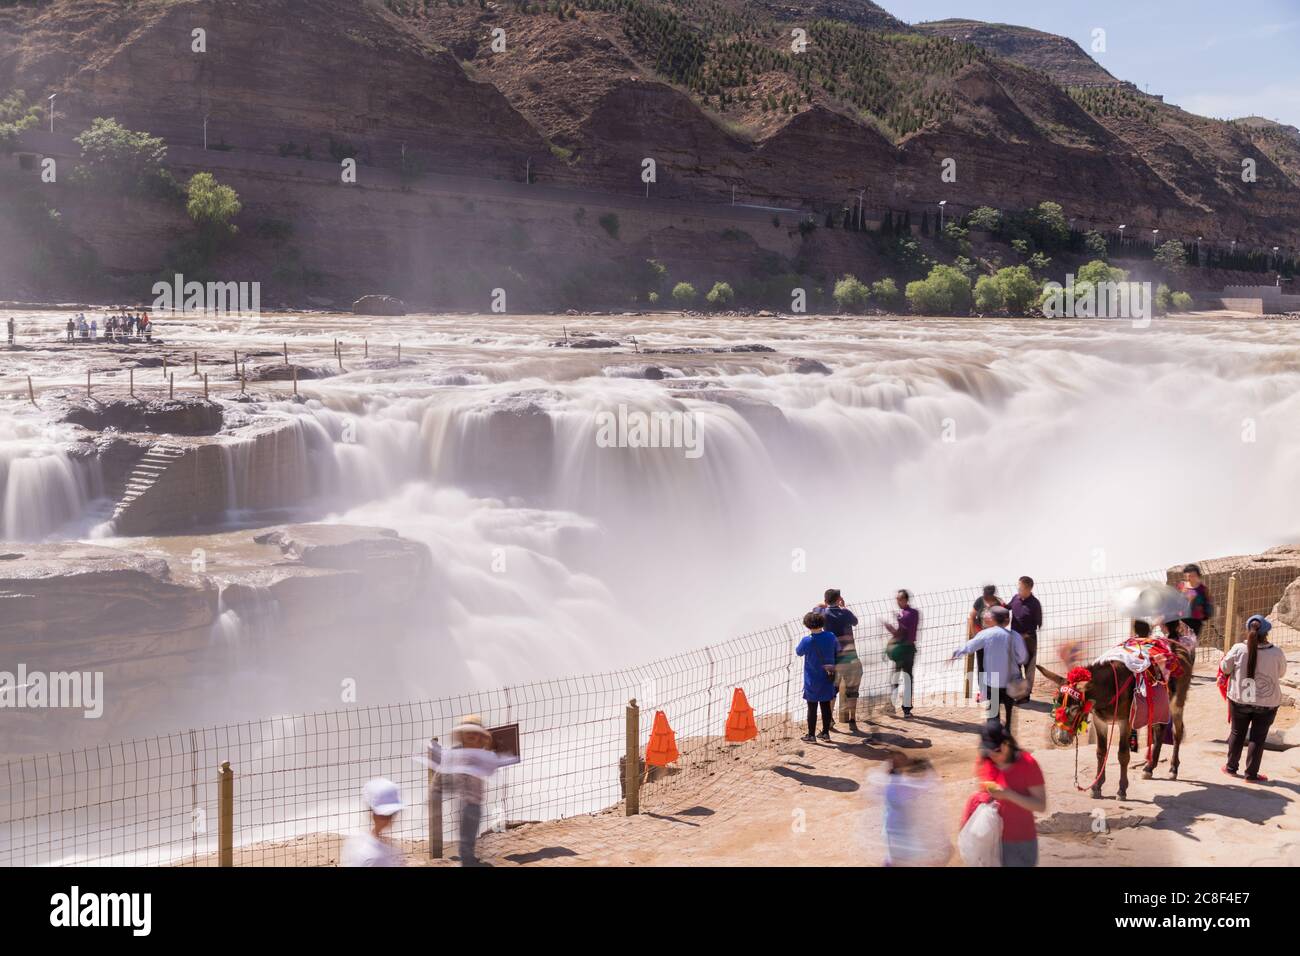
[882,0,1300,128]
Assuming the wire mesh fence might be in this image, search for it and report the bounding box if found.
[2,562,1295,867]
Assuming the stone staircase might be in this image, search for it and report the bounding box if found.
[112,442,186,527]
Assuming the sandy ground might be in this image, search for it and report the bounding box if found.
[209,650,1300,867]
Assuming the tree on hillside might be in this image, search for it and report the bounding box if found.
[671,281,697,306]
[186,172,242,239]
[73,117,168,192]
[905,264,972,315]
[0,90,41,153]
[833,274,871,313]
[705,281,735,309]
[1154,239,1188,279]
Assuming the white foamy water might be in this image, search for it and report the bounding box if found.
[5,311,1300,692]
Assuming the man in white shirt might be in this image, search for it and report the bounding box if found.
[341,777,404,867]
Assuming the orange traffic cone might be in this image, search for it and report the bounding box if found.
[724,687,758,742]
[645,710,679,767]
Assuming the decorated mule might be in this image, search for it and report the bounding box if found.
[1038,633,1192,799]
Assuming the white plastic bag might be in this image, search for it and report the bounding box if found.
[958,799,1003,867]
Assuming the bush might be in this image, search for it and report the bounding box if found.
[705,281,735,309]
[186,172,242,237]
[73,117,168,191]
[1170,290,1194,312]
[974,274,1003,313]
[870,277,901,309]
[1077,259,1128,286]
[1155,283,1174,314]
[905,264,972,316]
[833,274,871,313]
[648,291,659,304]
[671,281,697,306]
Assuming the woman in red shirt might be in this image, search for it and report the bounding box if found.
[961,724,1047,866]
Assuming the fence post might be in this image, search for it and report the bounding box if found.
[428,737,443,859]
[129,367,134,398]
[292,363,298,395]
[624,698,640,816]
[86,369,91,396]
[193,350,198,376]
[283,341,288,364]
[27,375,36,406]
[1222,572,1239,652]
[218,760,233,867]
[169,372,174,400]
[203,373,209,401]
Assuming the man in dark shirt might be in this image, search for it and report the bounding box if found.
[1007,575,1043,697]
[885,589,919,718]
[815,588,860,730]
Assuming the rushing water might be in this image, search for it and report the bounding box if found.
[4,311,1300,693]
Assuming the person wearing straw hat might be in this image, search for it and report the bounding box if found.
[425,715,515,866]
[1220,615,1287,782]
[342,777,405,867]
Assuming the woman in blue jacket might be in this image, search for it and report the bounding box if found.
[797,611,839,741]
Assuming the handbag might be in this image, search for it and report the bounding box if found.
[958,799,1003,867]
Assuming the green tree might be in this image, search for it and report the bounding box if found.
[967,206,1001,232]
[185,172,242,237]
[905,264,972,315]
[833,274,871,313]
[705,281,735,309]
[974,274,1003,313]
[1170,290,1194,312]
[671,281,697,306]
[0,90,41,153]
[1083,230,1108,259]
[1077,259,1128,286]
[73,117,168,191]
[993,265,1039,315]
[1029,201,1069,249]
[1154,239,1188,278]
[870,277,901,309]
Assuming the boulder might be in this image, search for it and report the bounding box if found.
[787,357,831,375]
[352,295,407,316]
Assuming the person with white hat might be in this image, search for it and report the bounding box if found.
[341,777,405,867]
[425,715,516,867]
[1221,614,1287,782]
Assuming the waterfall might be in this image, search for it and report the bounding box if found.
[0,425,103,542]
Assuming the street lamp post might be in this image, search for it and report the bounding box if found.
[938,199,947,231]
[203,113,210,150]
[47,93,57,134]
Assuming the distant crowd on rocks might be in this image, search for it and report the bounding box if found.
[63,310,153,343]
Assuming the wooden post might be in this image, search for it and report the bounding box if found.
[240,370,246,394]
[1223,572,1239,652]
[218,760,233,867]
[203,373,209,401]
[162,354,168,377]
[169,372,174,400]
[292,363,298,395]
[233,349,238,368]
[364,339,368,358]
[27,375,36,406]
[337,347,343,371]
[397,343,401,364]
[193,350,198,376]
[427,737,443,859]
[129,367,134,398]
[624,698,640,816]
[86,369,91,396]
[283,341,289,364]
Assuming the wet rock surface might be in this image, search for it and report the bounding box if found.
[61,397,224,435]
[352,295,407,316]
